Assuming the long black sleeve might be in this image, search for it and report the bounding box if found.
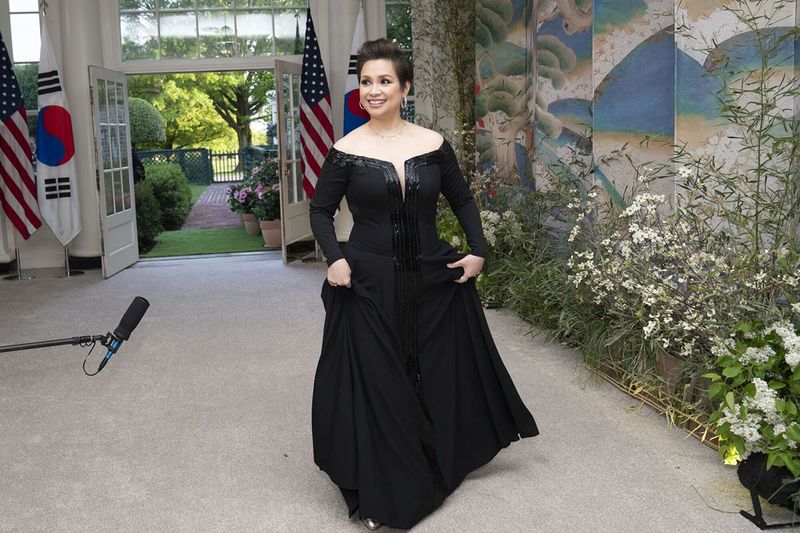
[309,157,349,266]
[439,141,488,258]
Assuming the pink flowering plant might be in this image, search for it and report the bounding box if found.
[224,157,280,217]
[226,184,257,214]
[252,183,281,221]
[706,311,800,475]
[250,158,279,187]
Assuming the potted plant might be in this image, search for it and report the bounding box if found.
[252,183,281,247]
[226,184,259,235]
[705,314,800,510]
[250,159,279,187]
[225,184,243,215]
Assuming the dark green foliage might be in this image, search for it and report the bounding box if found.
[13,64,38,135]
[386,1,412,50]
[13,64,38,112]
[252,186,280,221]
[129,97,166,149]
[134,179,163,253]
[144,163,192,230]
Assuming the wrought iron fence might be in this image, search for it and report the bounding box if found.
[135,145,279,184]
[210,150,243,182]
[135,148,213,184]
[212,146,278,182]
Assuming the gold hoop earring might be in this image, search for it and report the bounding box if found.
[359,101,365,110]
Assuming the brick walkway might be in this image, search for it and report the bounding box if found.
[182,183,242,229]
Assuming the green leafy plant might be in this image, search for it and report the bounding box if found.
[134,179,163,253]
[144,163,192,230]
[249,159,279,187]
[706,315,800,475]
[411,0,476,177]
[252,183,280,221]
[129,97,166,149]
[435,208,468,253]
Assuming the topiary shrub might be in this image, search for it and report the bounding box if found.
[144,163,192,230]
[129,97,166,149]
[135,179,163,253]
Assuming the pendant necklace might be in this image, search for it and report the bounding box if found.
[368,120,406,141]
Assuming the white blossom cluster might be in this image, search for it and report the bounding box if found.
[711,337,735,358]
[739,345,776,365]
[721,405,763,447]
[620,193,665,219]
[766,322,800,371]
[479,210,522,251]
[566,187,723,356]
[721,378,788,451]
[480,211,501,248]
[744,379,780,417]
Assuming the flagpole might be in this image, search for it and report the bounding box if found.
[57,243,84,278]
[3,230,33,281]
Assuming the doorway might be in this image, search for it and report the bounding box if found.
[126,69,278,258]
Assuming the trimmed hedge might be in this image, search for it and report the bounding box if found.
[145,163,192,230]
[135,179,163,253]
[129,97,166,149]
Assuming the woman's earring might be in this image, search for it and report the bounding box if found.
[359,100,365,110]
[402,96,408,109]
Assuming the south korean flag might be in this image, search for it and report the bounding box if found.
[36,18,80,246]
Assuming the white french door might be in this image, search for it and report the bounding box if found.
[275,58,312,264]
[89,67,138,278]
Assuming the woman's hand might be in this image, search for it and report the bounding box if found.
[447,254,485,283]
[327,258,352,288]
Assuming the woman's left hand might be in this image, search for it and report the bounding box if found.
[447,254,485,283]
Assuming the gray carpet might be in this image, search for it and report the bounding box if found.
[0,254,793,532]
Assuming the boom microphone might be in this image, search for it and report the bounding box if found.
[97,297,150,372]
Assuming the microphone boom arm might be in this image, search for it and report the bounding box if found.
[0,335,106,353]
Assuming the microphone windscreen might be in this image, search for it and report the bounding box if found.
[113,296,150,340]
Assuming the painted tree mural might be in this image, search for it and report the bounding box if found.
[476,0,798,202]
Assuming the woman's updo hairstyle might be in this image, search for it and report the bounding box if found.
[356,38,413,89]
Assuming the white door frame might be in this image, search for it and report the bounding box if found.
[275,58,313,264]
[89,66,138,278]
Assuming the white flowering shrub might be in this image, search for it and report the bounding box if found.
[706,316,800,476]
[565,164,800,368]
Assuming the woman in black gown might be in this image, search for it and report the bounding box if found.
[309,38,538,530]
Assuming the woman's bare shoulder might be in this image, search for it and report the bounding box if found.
[406,124,445,150]
[333,126,370,153]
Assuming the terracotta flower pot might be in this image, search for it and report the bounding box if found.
[242,212,260,236]
[654,348,683,394]
[260,219,281,247]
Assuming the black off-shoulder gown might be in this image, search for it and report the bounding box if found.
[309,140,538,529]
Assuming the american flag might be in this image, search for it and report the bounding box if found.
[300,9,333,199]
[0,32,40,239]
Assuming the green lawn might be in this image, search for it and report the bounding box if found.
[142,227,278,258]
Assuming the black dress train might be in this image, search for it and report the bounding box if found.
[309,139,538,529]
